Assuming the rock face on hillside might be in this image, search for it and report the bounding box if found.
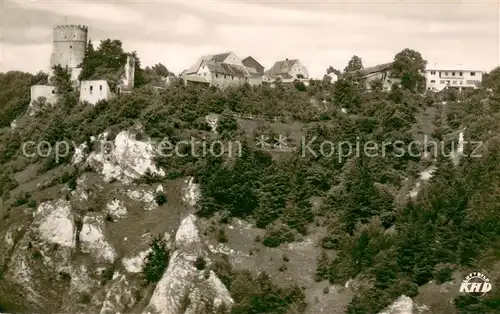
[377,295,429,314]
[82,127,165,184]
[143,214,233,314]
[3,199,76,310]
[0,126,231,314]
[0,192,229,313]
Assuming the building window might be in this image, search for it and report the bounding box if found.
[224,75,226,79]
[430,80,436,83]
[452,80,457,84]
[460,81,463,85]
[99,85,102,91]
[440,80,445,84]
[452,72,455,76]
[52,89,55,94]
[216,74,219,78]
[445,72,449,76]
[89,86,93,94]
[471,72,476,76]
[430,71,436,75]
[459,72,463,76]
[70,45,72,49]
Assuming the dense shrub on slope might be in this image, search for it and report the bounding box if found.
[0,71,46,128]
[211,254,306,314]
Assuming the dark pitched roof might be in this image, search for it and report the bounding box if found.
[204,60,249,77]
[184,74,210,84]
[185,52,238,75]
[266,59,300,77]
[210,52,232,63]
[242,56,265,73]
[356,62,393,77]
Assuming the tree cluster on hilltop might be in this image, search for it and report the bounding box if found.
[1,45,500,313]
[78,39,148,89]
[327,49,427,94]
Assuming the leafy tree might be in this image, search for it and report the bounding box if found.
[344,55,363,72]
[482,66,500,94]
[263,223,295,247]
[142,236,170,283]
[50,65,72,94]
[216,109,238,134]
[294,80,307,91]
[254,166,290,228]
[209,254,306,313]
[78,39,147,90]
[144,63,172,87]
[95,39,127,72]
[145,63,171,77]
[194,256,206,270]
[155,193,167,206]
[324,66,342,83]
[32,71,49,85]
[391,48,427,92]
[0,71,33,127]
[338,156,394,234]
[333,77,362,109]
[78,40,97,81]
[326,66,341,77]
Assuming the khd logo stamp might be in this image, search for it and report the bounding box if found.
[459,272,492,296]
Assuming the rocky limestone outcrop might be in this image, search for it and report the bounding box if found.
[378,296,414,314]
[378,295,429,314]
[3,199,76,310]
[72,126,165,184]
[143,214,233,314]
[0,118,231,314]
[79,214,117,263]
[98,272,137,314]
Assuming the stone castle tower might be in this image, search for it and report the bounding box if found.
[50,24,88,81]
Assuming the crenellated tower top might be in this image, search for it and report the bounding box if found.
[53,24,88,42]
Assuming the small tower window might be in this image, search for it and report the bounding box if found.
[99,85,102,91]
[89,86,93,94]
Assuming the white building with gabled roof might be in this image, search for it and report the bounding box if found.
[265,58,309,81]
[182,52,255,88]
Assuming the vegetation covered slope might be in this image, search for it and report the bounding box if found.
[1,44,500,313]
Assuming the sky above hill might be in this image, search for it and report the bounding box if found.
[0,0,499,78]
